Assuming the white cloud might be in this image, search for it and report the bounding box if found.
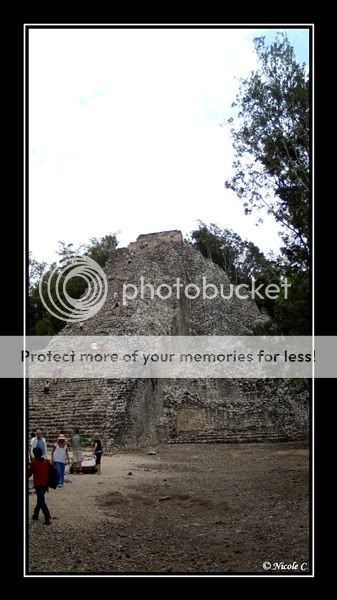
[29,28,282,263]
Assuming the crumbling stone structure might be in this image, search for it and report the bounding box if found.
[29,231,309,448]
[128,230,183,253]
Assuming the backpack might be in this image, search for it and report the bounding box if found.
[47,461,58,489]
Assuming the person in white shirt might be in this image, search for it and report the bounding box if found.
[30,429,48,459]
[51,435,69,488]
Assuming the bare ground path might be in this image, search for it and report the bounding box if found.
[28,442,309,574]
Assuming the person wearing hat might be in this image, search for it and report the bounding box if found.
[51,434,69,488]
[55,430,68,445]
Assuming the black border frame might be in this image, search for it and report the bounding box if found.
[8,21,319,580]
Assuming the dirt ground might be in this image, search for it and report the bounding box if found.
[28,442,310,575]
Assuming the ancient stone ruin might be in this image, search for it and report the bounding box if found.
[29,231,309,448]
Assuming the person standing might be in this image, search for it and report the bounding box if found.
[28,447,51,525]
[93,432,103,475]
[28,431,35,464]
[44,381,50,394]
[30,429,48,459]
[71,428,83,474]
[51,434,69,487]
[56,430,68,445]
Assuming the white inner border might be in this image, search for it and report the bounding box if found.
[23,22,314,578]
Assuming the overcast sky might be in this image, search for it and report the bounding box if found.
[29,27,309,264]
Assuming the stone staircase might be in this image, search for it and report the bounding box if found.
[29,376,139,448]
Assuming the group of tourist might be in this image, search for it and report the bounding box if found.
[28,428,103,525]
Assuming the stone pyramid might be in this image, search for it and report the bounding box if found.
[29,231,309,448]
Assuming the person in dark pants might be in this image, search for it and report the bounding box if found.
[93,432,103,475]
[28,447,51,525]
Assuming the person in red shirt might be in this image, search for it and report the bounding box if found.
[28,447,51,524]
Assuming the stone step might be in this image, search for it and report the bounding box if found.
[169,435,292,444]
[169,430,292,444]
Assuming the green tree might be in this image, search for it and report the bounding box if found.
[189,222,310,335]
[225,33,310,271]
[85,234,118,267]
[28,252,47,291]
[191,222,277,282]
[28,233,118,335]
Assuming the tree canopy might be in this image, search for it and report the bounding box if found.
[28,234,118,335]
[189,222,310,335]
[225,33,310,272]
